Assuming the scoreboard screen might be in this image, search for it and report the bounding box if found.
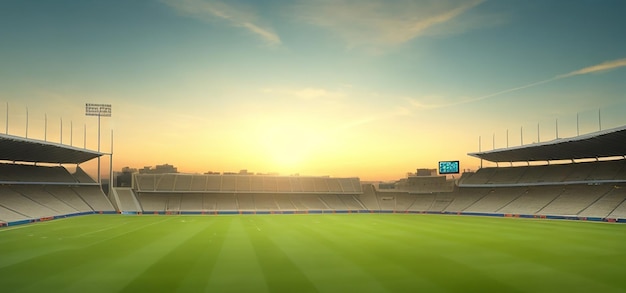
[438,161,460,174]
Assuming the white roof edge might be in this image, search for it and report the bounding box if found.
[0,133,103,155]
[468,124,626,157]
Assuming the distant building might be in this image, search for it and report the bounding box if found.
[378,182,396,189]
[381,167,454,193]
[138,164,178,174]
[116,166,137,187]
[407,168,437,177]
[121,166,137,173]
[416,168,437,176]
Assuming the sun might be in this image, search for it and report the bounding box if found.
[258,122,326,173]
[269,143,307,168]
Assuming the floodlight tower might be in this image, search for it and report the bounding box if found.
[85,103,112,184]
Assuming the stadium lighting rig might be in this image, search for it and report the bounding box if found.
[85,103,112,184]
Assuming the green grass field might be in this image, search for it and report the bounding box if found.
[1,214,625,293]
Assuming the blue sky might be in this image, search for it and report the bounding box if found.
[1,0,625,180]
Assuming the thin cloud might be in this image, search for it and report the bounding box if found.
[342,57,626,131]
[559,58,626,78]
[293,0,484,49]
[261,87,346,100]
[163,0,281,46]
[335,107,411,131]
[324,58,626,132]
[409,57,626,110]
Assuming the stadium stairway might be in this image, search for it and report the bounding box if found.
[112,188,142,212]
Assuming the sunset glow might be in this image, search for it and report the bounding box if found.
[1,0,625,181]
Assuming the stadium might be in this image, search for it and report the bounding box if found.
[3,1,626,291]
[1,110,625,292]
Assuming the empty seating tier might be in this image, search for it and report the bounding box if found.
[133,174,362,194]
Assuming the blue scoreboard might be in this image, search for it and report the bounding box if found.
[438,161,460,174]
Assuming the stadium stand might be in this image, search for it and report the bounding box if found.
[112,188,142,212]
[0,204,30,222]
[190,175,207,191]
[0,186,58,218]
[254,194,280,211]
[443,188,489,212]
[407,193,437,211]
[341,195,365,210]
[0,163,76,183]
[357,184,381,211]
[237,194,256,211]
[607,187,626,219]
[289,177,304,193]
[462,160,626,186]
[453,125,626,220]
[215,194,237,210]
[130,173,363,214]
[237,176,252,192]
[45,186,92,212]
[202,194,217,211]
[72,166,96,183]
[4,117,626,225]
[11,185,78,215]
[274,194,296,210]
[427,192,456,212]
[75,186,115,211]
[537,184,613,215]
[156,174,176,191]
[464,187,526,213]
[300,178,316,193]
[579,185,626,218]
[497,186,563,214]
[180,193,204,212]
[0,133,114,225]
[206,175,222,191]
[137,193,167,212]
[319,194,347,210]
[166,196,181,212]
[263,177,278,192]
[276,177,291,192]
[221,176,236,192]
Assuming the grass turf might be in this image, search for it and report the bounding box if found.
[0,214,625,293]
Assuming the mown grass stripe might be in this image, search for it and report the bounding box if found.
[246,217,319,293]
[117,217,228,292]
[293,214,524,292]
[204,217,269,293]
[0,214,624,293]
[0,216,178,292]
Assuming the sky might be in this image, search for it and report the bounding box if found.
[1,0,625,181]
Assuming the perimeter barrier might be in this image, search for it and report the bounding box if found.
[2,209,625,227]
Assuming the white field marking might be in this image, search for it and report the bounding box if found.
[0,215,85,233]
[79,217,176,247]
[70,221,131,239]
[0,225,42,233]
[249,219,262,231]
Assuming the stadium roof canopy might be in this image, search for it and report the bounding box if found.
[0,134,103,164]
[468,125,626,163]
